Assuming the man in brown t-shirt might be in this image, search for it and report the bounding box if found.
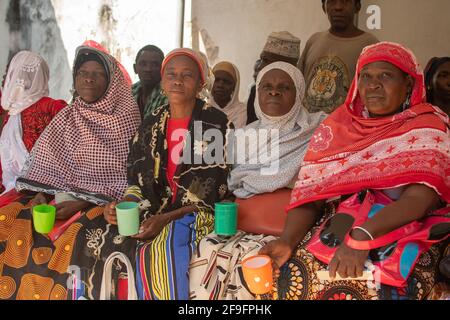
[299,0,378,114]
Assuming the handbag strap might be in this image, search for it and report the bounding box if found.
[100,252,138,300]
[345,221,422,250]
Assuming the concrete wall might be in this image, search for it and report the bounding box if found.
[0,1,9,75]
[1,0,449,102]
[360,0,450,67]
[191,0,330,100]
[0,0,182,101]
[192,0,450,100]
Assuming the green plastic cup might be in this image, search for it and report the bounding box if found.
[214,202,238,236]
[33,204,56,234]
[116,202,140,236]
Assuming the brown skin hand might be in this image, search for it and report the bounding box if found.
[261,184,439,279]
[30,193,91,220]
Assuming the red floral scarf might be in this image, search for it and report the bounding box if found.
[288,42,450,210]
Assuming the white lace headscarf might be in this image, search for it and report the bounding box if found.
[1,51,49,115]
[0,51,50,194]
[228,62,327,198]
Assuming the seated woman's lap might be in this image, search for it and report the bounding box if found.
[136,211,213,300]
[0,203,137,300]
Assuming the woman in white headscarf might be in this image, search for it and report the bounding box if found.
[211,61,247,128]
[0,51,67,195]
[228,61,327,198]
[189,62,327,300]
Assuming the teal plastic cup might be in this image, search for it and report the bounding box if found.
[33,204,56,234]
[116,202,140,236]
[214,202,238,236]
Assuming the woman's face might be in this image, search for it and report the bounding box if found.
[75,60,108,103]
[162,55,201,105]
[358,61,413,117]
[258,69,296,117]
[212,70,235,106]
[432,61,450,103]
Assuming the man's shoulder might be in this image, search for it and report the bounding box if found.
[301,31,329,57]
[360,31,379,44]
[306,31,329,44]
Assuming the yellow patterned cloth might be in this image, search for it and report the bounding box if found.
[0,198,137,300]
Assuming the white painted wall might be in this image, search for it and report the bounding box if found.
[360,0,450,68]
[1,0,449,102]
[0,0,10,79]
[51,0,182,89]
[0,0,182,101]
[191,0,330,100]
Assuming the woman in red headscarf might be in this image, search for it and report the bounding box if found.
[259,42,450,300]
[82,40,132,86]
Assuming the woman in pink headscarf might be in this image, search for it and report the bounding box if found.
[82,40,132,86]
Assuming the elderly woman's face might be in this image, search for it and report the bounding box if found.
[358,61,413,117]
[162,55,201,105]
[75,60,108,103]
[258,69,296,117]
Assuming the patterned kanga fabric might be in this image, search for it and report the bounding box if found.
[190,201,442,300]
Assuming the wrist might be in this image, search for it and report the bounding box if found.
[280,235,298,251]
[123,195,141,203]
[165,210,178,224]
[350,228,373,241]
[42,193,53,202]
[80,201,92,210]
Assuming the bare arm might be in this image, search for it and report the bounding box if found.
[281,200,325,250]
[330,184,440,279]
[358,184,440,239]
[260,200,325,273]
[133,205,198,240]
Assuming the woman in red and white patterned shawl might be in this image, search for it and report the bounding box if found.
[16,46,140,216]
[258,42,450,300]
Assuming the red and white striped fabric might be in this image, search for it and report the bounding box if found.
[288,42,450,210]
